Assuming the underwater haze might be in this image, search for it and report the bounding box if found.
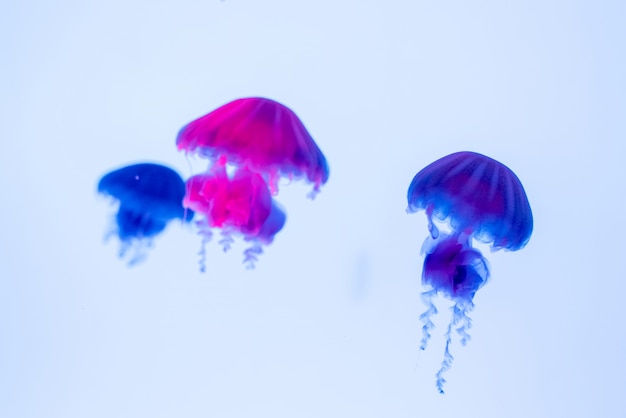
[1,1,625,417]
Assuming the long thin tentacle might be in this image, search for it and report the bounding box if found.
[419,289,439,350]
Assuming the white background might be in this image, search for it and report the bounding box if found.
[1,1,625,417]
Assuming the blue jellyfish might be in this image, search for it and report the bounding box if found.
[407,151,533,393]
[98,163,193,265]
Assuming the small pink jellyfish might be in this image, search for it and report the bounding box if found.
[184,162,285,269]
[177,97,327,269]
[176,97,329,195]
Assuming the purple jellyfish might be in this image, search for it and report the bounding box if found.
[98,163,193,265]
[407,151,533,393]
[176,97,329,195]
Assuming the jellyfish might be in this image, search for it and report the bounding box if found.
[176,97,328,268]
[97,163,193,265]
[183,161,286,270]
[176,97,329,195]
[407,151,533,393]
[241,200,287,269]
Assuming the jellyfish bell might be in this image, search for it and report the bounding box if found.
[421,233,490,302]
[407,151,533,394]
[97,163,193,265]
[407,151,533,251]
[176,97,329,195]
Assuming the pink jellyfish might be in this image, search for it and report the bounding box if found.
[184,161,286,269]
[176,97,329,195]
[176,97,327,268]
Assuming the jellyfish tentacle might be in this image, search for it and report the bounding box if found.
[197,220,213,273]
[306,188,320,200]
[435,300,474,394]
[127,242,149,267]
[119,237,153,267]
[219,230,234,252]
[455,300,475,346]
[435,300,475,394]
[435,319,455,394]
[118,240,132,260]
[425,205,439,239]
[243,242,263,269]
[419,289,439,350]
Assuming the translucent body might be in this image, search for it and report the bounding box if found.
[98,163,193,264]
[184,164,286,269]
[176,97,329,194]
[422,234,489,302]
[407,152,533,393]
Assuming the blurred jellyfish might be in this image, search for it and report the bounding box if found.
[177,97,327,268]
[407,151,533,393]
[98,163,193,265]
[183,161,286,270]
[176,97,329,195]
